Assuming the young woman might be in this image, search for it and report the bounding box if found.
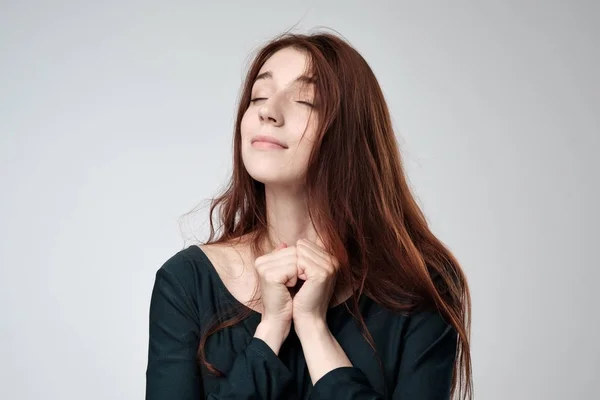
[146,31,473,400]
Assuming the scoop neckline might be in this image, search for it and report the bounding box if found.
[188,244,358,316]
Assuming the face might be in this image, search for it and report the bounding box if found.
[240,47,319,186]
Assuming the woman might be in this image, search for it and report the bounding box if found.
[146,31,472,400]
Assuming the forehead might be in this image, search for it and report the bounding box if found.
[254,47,314,88]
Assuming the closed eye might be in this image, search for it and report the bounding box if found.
[250,98,314,108]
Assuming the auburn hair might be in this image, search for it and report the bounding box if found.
[189,30,472,399]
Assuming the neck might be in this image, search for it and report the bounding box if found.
[260,183,321,251]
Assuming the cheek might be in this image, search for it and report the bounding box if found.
[289,110,318,139]
[290,129,318,168]
[240,109,255,137]
[296,133,314,154]
[296,118,320,150]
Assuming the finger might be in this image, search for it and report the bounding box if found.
[299,242,340,275]
[256,256,297,277]
[281,261,298,287]
[297,257,330,283]
[297,249,333,281]
[303,239,340,270]
[285,269,298,287]
[297,240,332,267]
[263,261,298,285]
[255,246,296,267]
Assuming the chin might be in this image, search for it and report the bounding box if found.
[250,175,290,186]
[246,166,304,187]
[245,164,282,183]
[242,153,304,185]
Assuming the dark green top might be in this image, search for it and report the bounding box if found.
[145,245,457,399]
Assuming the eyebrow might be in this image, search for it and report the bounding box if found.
[253,70,316,85]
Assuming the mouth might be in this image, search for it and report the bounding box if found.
[251,140,287,150]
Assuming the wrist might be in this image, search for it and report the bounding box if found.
[254,320,290,355]
[293,316,328,341]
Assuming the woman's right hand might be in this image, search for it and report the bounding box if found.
[255,242,299,323]
[253,242,298,353]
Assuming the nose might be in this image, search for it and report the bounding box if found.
[257,100,284,127]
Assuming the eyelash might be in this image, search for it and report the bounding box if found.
[250,98,314,108]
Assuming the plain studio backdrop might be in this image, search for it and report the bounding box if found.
[1,1,598,399]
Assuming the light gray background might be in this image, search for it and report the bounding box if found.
[1,1,598,399]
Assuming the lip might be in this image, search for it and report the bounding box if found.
[251,135,288,149]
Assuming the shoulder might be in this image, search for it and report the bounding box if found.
[404,309,455,337]
[156,245,198,276]
[153,242,248,292]
[397,308,458,361]
[379,302,456,340]
[152,245,213,295]
[196,241,254,278]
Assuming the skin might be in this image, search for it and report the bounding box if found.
[240,47,353,384]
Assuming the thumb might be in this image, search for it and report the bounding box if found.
[273,242,287,252]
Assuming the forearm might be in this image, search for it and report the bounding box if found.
[294,318,353,384]
[254,320,291,355]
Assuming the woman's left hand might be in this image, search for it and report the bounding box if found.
[292,237,340,323]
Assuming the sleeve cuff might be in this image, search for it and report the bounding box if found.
[247,337,293,382]
[311,367,372,399]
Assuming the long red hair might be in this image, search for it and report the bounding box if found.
[188,30,472,399]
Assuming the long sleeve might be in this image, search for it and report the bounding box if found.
[145,259,293,400]
[309,311,457,400]
[209,337,293,399]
